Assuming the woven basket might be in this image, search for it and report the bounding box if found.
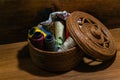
[28,39,83,72]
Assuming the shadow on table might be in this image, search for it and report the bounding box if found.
[74,53,116,72]
[17,45,65,77]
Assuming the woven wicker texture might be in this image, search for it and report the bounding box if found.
[28,39,83,72]
[66,11,116,61]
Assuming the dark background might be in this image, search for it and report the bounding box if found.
[0,0,120,44]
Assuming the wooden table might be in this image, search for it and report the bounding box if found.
[0,28,120,80]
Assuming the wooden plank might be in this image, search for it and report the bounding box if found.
[0,28,120,80]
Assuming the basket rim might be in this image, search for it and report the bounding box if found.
[28,39,78,55]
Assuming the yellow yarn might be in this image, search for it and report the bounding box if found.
[28,26,47,38]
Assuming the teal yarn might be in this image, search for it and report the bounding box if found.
[38,25,52,36]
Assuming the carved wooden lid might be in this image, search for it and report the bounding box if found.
[66,11,116,61]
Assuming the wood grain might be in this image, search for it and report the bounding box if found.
[0,28,120,80]
[0,0,120,79]
[0,0,120,44]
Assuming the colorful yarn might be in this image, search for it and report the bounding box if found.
[44,34,58,51]
[65,27,70,39]
[28,26,47,38]
[31,32,44,49]
[40,26,51,36]
[55,21,65,49]
[58,37,76,52]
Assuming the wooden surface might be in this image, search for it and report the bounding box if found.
[0,28,120,80]
[0,0,120,44]
[0,0,120,79]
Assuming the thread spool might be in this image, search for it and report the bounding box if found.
[28,26,47,38]
[65,27,70,39]
[31,32,44,49]
[38,25,52,36]
[55,21,65,49]
[44,34,58,51]
[58,37,76,52]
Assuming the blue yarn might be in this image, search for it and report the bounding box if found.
[39,26,52,36]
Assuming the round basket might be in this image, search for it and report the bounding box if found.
[28,39,83,72]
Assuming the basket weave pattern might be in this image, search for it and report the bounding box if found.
[28,40,83,71]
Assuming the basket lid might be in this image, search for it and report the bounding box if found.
[66,11,116,61]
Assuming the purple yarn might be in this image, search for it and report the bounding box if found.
[31,32,44,50]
